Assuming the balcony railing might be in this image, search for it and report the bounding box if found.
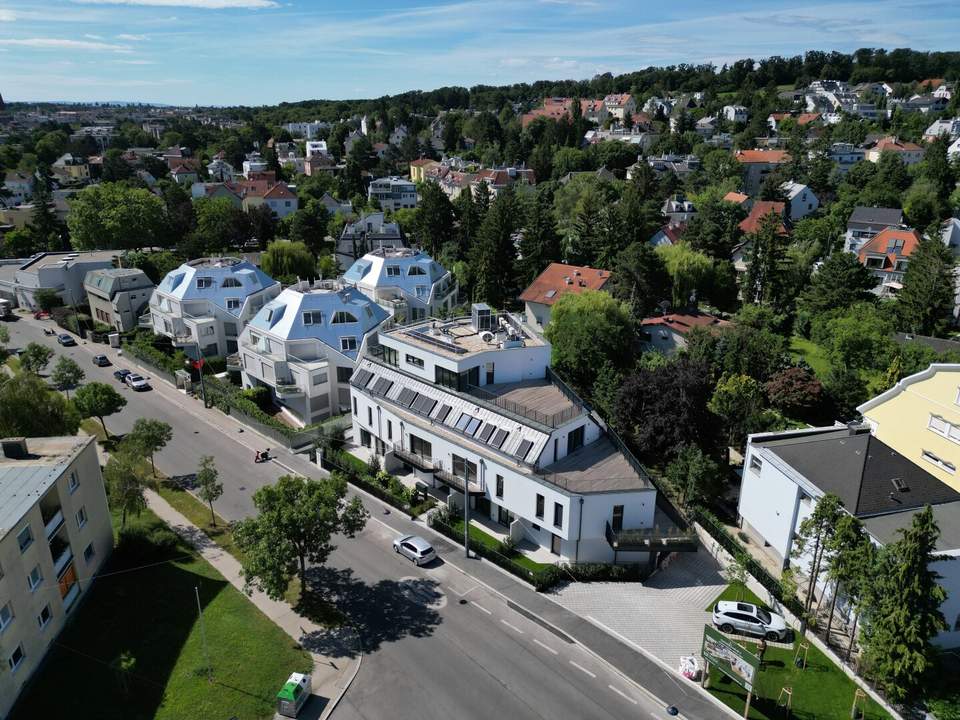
[43,508,64,540]
[605,521,698,553]
[465,384,581,429]
[225,353,241,370]
[275,382,304,398]
[433,467,483,495]
[392,445,435,471]
[51,537,74,577]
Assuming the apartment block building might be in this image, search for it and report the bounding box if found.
[147,257,281,359]
[238,282,388,425]
[83,267,155,332]
[350,305,684,564]
[0,436,113,718]
[342,247,458,323]
[368,176,417,212]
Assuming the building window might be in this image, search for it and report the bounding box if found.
[313,372,328,386]
[352,397,358,416]
[27,565,42,592]
[408,265,426,276]
[338,366,353,383]
[226,298,241,311]
[435,366,458,390]
[17,525,33,553]
[196,276,213,289]
[221,277,241,288]
[302,310,324,325]
[381,345,399,366]
[340,337,358,352]
[409,434,432,458]
[387,420,393,441]
[922,449,956,474]
[76,506,88,530]
[367,407,373,426]
[68,471,79,494]
[749,455,763,473]
[386,265,401,277]
[535,494,544,519]
[0,602,13,631]
[83,543,95,563]
[553,502,563,529]
[37,605,51,630]
[406,354,424,369]
[612,505,624,532]
[495,475,504,499]
[452,455,477,483]
[8,644,24,672]
[928,414,960,443]
[332,311,358,324]
[567,426,585,454]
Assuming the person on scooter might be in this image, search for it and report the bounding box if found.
[255,448,270,462]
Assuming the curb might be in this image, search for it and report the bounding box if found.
[317,626,363,720]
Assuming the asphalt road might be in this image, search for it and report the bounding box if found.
[5,317,684,720]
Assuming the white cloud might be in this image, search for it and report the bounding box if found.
[0,9,16,21]
[116,33,148,40]
[0,37,132,52]
[116,58,156,64]
[84,33,104,39]
[72,0,278,8]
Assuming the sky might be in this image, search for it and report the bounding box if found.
[0,0,958,106]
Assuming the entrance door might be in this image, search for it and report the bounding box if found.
[497,506,512,527]
[550,533,561,556]
[475,496,491,519]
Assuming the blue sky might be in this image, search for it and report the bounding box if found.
[0,0,958,106]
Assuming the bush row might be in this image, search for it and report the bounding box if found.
[323,449,435,518]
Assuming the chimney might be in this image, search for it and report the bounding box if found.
[1,438,28,459]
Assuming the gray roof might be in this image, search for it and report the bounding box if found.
[862,501,960,552]
[892,332,960,357]
[760,428,960,517]
[847,206,904,231]
[84,267,154,298]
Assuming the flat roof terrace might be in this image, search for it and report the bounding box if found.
[538,437,653,493]
[386,315,545,358]
[469,379,583,428]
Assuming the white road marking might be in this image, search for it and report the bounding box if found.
[569,661,596,678]
[608,685,638,705]
[501,619,524,634]
[454,584,479,597]
[533,638,558,655]
[471,601,492,615]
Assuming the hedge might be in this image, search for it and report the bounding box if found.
[323,452,434,518]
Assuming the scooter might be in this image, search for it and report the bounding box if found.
[43,328,55,336]
[253,449,271,463]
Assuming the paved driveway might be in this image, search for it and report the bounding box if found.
[550,551,727,670]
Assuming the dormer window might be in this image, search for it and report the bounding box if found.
[386,265,401,277]
[332,311,358,324]
[226,298,241,311]
[340,336,358,352]
[303,310,324,325]
[408,266,426,276]
[221,277,241,288]
[196,277,213,289]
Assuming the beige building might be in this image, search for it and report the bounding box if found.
[859,364,960,491]
[84,267,155,332]
[0,436,113,718]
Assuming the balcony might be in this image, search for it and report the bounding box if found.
[43,508,64,540]
[226,353,241,371]
[275,381,304,399]
[392,445,435,472]
[50,534,74,577]
[138,311,153,328]
[433,467,484,496]
[605,521,698,553]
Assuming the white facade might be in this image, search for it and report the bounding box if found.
[722,105,748,123]
[284,120,329,140]
[206,157,235,182]
[305,141,330,159]
[780,181,819,221]
[368,176,417,211]
[242,152,269,178]
[12,251,119,310]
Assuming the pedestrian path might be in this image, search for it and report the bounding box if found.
[145,489,361,720]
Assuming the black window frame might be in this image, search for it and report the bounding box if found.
[553,502,563,529]
[495,474,504,498]
[535,494,544,519]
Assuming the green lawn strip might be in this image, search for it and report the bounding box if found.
[705,582,768,612]
[450,517,553,573]
[12,509,311,720]
[706,634,892,720]
[789,336,832,378]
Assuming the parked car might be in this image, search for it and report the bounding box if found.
[393,535,436,566]
[713,601,789,641]
[113,368,131,382]
[56,333,76,347]
[92,354,110,367]
[125,373,150,391]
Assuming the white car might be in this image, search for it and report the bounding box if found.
[393,535,436,566]
[712,600,789,641]
[125,373,151,391]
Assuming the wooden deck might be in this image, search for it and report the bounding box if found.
[484,380,576,416]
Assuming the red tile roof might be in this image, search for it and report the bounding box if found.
[919,78,945,89]
[263,182,296,200]
[769,112,820,126]
[655,223,686,245]
[735,149,790,164]
[603,93,632,106]
[858,227,922,271]
[723,191,749,205]
[739,201,787,235]
[872,136,923,153]
[640,311,731,336]
[519,262,612,306]
[410,158,435,167]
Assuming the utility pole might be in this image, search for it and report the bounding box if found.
[195,586,212,683]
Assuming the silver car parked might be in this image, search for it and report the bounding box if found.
[393,535,437,566]
[712,600,789,641]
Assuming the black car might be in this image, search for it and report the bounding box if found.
[92,354,111,367]
[56,333,76,347]
[113,368,131,382]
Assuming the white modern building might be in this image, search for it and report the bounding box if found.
[3,250,120,310]
[305,141,330,159]
[238,282,389,425]
[83,267,155,332]
[350,305,688,564]
[206,153,236,182]
[242,152,269,178]
[0,436,114,718]
[147,257,281,359]
[780,181,819,221]
[738,426,960,648]
[284,120,329,140]
[842,206,905,254]
[722,105,748,123]
[342,248,458,323]
[368,176,417,212]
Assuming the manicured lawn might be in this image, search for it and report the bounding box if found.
[705,582,768,612]
[449,517,554,574]
[11,510,311,720]
[789,336,831,378]
[705,626,891,719]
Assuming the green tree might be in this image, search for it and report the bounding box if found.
[609,241,671,318]
[33,288,62,313]
[0,373,80,437]
[655,242,714,309]
[664,444,721,509]
[74,381,127,437]
[103,446,148,528]
[468,188,520,306]
[50,355,85,398]
[127,418,173,477]
[798,252,877,318]
[287,200,330,255]
[861,506,947,703]
[708,374,767,455]
[544,290,634,394]
[743,213,790,308]
[415,181,456,257]
[516,190,562,286]
[19,342,54,374]
[791,493,843,621]
[67,183,167,251]
[685,197,746,260]
[193,196,249,252]
[898,236,956,336]
[195,455,224,527]
[822,514,872,645]
[261,240,317,283]
[234,474,367,601]
[0,326,8,360]
[101,148,133,182]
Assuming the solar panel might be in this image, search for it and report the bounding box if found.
[455,413,473,431]
[413,395,437,416]
[352,368,373,387]
[477,423,496,443]
[514,439,533,460]
[396,387,417,406]
[435,404,452,423]
[465,417,482,435]
[372,377,394,396]
[490,429,508,448]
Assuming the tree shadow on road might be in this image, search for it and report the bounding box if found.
[299,565,442,659]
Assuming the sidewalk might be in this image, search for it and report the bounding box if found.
[145,489,361,720]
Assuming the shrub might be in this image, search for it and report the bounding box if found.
[239,385,271,411]
[117,519,180,563]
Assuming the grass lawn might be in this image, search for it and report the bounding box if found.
[12,509,311,720]
[705,582,768,612]
[450,517,554,574]
[703,585,891,719]
[789,336,831,378]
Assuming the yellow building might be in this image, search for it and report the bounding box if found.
[409,158,438,183]
[859,364,960,491]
